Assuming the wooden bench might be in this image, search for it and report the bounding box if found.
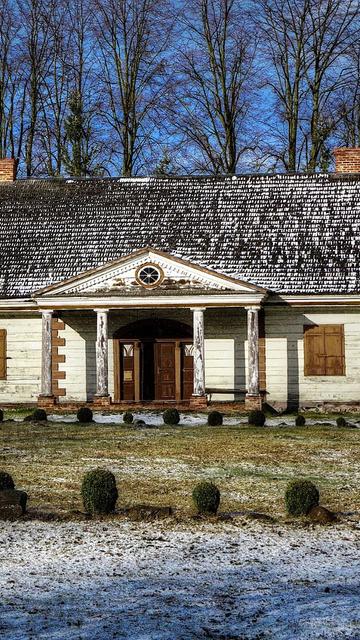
[206,388,247,402]
[0,489,28,515]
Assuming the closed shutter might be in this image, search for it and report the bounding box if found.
[304,325,345,376]
[0,329,6,379]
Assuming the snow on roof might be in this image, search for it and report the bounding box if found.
[0,173,359,297]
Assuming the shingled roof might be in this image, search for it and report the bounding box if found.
[0,173,359,298]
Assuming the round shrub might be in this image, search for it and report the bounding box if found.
[163,408,180,425]
[295,414,306,426]
[248,410,266,426]
[285,479,319,516]
[336,416,347,428]
[24,409,47,422]
[81,468,118,515]
[207,411,223,426]
[123,411,133,424]
[77,407,93,423]
[192,481,220,515]
[0,409,3,422]
[32,408,47,422]
[0,471,15,490]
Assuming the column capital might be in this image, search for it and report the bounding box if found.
[190,307,206,312]
[246,305,261,311]
[94,308,109,314]
[39,309,54,315]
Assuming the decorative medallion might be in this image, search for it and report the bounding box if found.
[135,263,164,288]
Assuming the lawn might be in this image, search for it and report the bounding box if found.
[1,412,360,518]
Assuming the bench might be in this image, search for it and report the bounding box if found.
[0,489,28,515]
[206,388,247,402]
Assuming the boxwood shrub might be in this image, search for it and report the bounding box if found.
[248,410,266,426]
[163,408,180,425]
[123,411,134,424]
[0,409,3,422]
[81,468,118,515]
[192,481,220,515]
[0,471,15,490]
[285,479,319,516]
[207,411,223,426]
[295,414,306,426]
[336,416,347,428]
[77,407,93,423]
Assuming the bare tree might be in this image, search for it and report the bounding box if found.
[256,0,310,172]
[0,0,25,164]
[305,0,359,171]
[336,45,360,147]
[172,0,256,174]
[93,0,172,176]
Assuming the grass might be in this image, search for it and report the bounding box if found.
[0,416,359,518]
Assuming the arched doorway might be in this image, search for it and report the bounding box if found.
[113,319,194,402]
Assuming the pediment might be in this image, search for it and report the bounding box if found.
[34,248,266,297]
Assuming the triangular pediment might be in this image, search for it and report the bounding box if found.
[34,248,266,297]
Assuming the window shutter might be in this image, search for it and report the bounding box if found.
[0,329,7,379]
[304,325,345,376]
[324,325,345,376]
[304,325,325,375]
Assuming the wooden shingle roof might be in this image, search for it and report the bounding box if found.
[0,173,359,297]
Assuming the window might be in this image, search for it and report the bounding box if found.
[0,329,6,379]
[304,325,345,376]
[135,263,163,288]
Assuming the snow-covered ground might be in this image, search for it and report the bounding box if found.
[43,411,359,427]
[1,519,360,639]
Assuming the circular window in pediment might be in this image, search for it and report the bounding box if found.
[135,263,164,288]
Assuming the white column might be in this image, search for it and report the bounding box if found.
[191,307,206,397]
[40,310,53,397]
[95,309,109,397]
[247,307,260,396]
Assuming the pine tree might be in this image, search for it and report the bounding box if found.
[63,90,97,176]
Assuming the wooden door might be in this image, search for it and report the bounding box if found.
[120,342,135,400]
[155,342,176,400]
[182,343,194,399]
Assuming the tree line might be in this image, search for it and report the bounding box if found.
[0,0,359,177]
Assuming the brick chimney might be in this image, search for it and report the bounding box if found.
[0,158,16,182]
[334,148,360,174]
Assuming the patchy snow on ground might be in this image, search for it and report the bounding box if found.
[45,411,360,428]
[0,519,360,640]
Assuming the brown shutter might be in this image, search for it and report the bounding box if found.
[304,325,345,376]
[0,329,7,379]
[324,325,345,375]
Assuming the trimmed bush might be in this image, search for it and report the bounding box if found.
[0,409,3,422]
[77,407,93,423]
[32,408,47,421]
[295,414,306,426]
[24,409,47,422]
[0,471,15,490]
[248,410,266,426]
[81,468,118,515]
[192,481,220,515]
[163,408,180,425]
[123,411,133,424]
[207,411,223,426]
[285,479,319,516]
[336,416,347,428]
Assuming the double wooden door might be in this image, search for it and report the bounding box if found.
[116,339,193,402]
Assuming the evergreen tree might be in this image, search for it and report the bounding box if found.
[63,90,97,176]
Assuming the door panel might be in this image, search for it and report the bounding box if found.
[121,343,135,401]
[182,343,194,399]
[155,342,175,400]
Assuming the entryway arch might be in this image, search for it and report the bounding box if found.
[113,318,193,403]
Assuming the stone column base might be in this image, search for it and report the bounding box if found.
[93,395,111,407]
[37,395,57,408]
[245,394,263,410]
[189,395,208,409]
